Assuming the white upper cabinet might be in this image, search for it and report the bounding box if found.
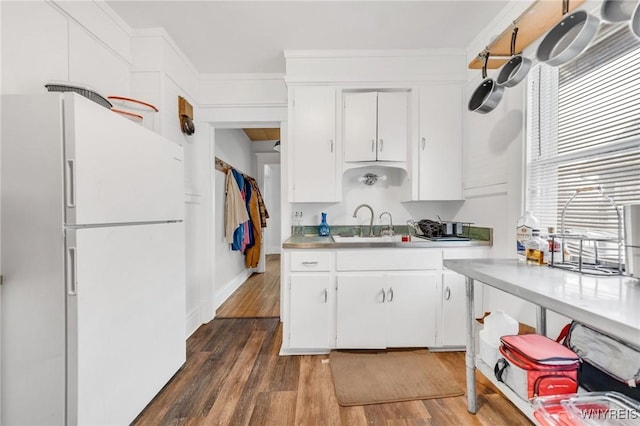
[417,84,463,200]
[290,86,339,202]
[343,91,408,162]
[377,92,409,162]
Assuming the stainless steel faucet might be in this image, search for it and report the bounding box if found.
[379,211,394,236]
[353,204,375,237]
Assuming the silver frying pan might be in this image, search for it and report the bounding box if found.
[536,9,600,66]
[496,27,532,88]
[631,1,640,39]
[468,53,505,114]
[601,0,637,23]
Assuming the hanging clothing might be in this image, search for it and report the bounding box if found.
[244,185,262,268]
[232,169,248,251]
[222,165,270,265]
[248,177,269,228]
[244,177,269,268]
[243,178,255,249]
[225,169,249,250]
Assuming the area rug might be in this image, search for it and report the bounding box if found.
[329,350,464,406]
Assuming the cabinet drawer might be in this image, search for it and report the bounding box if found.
[290,251,332,271]
[336,249,441,271]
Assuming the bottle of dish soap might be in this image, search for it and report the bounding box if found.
[318,212,330,236]
[516,211,539,261]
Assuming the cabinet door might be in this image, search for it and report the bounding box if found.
[291,86,338,202]
[289,275,333,349]
[336,275,387,348]
[386,273,438,347]
[440,271,467,347]
[418,85,462,200]
[343,92,378,162]
[377,91,408,162]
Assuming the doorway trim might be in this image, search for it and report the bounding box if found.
[256,152,281,273]
[202,106,287,325]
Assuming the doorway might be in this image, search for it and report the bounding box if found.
[212,128,282,319]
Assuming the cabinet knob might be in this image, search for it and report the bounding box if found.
[421,137,426,150]
[387,287,394,302]
[444,286,451,301]
[379,139,384,151]
[381,288,386,303]
[323,288,328,303]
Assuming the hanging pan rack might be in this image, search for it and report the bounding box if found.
[468,0,585,70]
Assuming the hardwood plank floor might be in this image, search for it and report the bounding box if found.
[216,254,280,318]
[133,318,532,425]
[133,252,532,425]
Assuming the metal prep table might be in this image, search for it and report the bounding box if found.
[443,258,640,422]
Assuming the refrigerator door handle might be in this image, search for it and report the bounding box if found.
[67,247,77,295]
[66,159,76,208]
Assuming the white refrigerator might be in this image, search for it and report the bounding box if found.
[1,93,186,425]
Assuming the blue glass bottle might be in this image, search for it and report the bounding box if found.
[318,212,330,236]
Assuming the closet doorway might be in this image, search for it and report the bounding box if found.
[214,127,282,319]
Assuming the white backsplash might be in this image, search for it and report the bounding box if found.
[292,165,468,229]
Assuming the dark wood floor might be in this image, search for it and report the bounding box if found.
[133,254,532,425]
[216,254,280,318]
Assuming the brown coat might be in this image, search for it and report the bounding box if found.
[244,184,262,268]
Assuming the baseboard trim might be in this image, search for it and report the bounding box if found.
[185,307,201,339]
[213,269,253,312]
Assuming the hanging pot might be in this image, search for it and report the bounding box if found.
[631,1,640,40]
[536,7,601,67]
[601,0,636,23]
[468,52,505,114]
[496,27,532,88]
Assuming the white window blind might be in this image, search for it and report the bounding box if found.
[526,24,640,265]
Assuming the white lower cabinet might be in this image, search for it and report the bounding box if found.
[289,274,333,349]
[335,249,440,349]
[281,246,488,355]
[336,273,438,348]
[387,274,438,347]
[440,271,467,347]
[336,275,388,348]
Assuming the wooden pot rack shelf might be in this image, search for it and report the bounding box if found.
[469,0,585,69]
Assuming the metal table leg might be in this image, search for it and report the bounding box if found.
[465,276,477,413]
[536,305,547,336]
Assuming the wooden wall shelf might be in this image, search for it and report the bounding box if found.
[469,0,585,69]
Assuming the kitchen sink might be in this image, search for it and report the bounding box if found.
[331,235,403,243]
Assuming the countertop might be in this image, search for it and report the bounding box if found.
[282,235,493,249]
[443,258,640,345]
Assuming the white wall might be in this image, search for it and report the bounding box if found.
[1,1,132,96]
[213,129,256,309]
[253,146,282,256]
[264,164,282,254]
[128,29,211,336]
[461,0,575,338]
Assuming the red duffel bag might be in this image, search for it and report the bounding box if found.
[494,334,580,401]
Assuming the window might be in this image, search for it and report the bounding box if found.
[526,24,640,266]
